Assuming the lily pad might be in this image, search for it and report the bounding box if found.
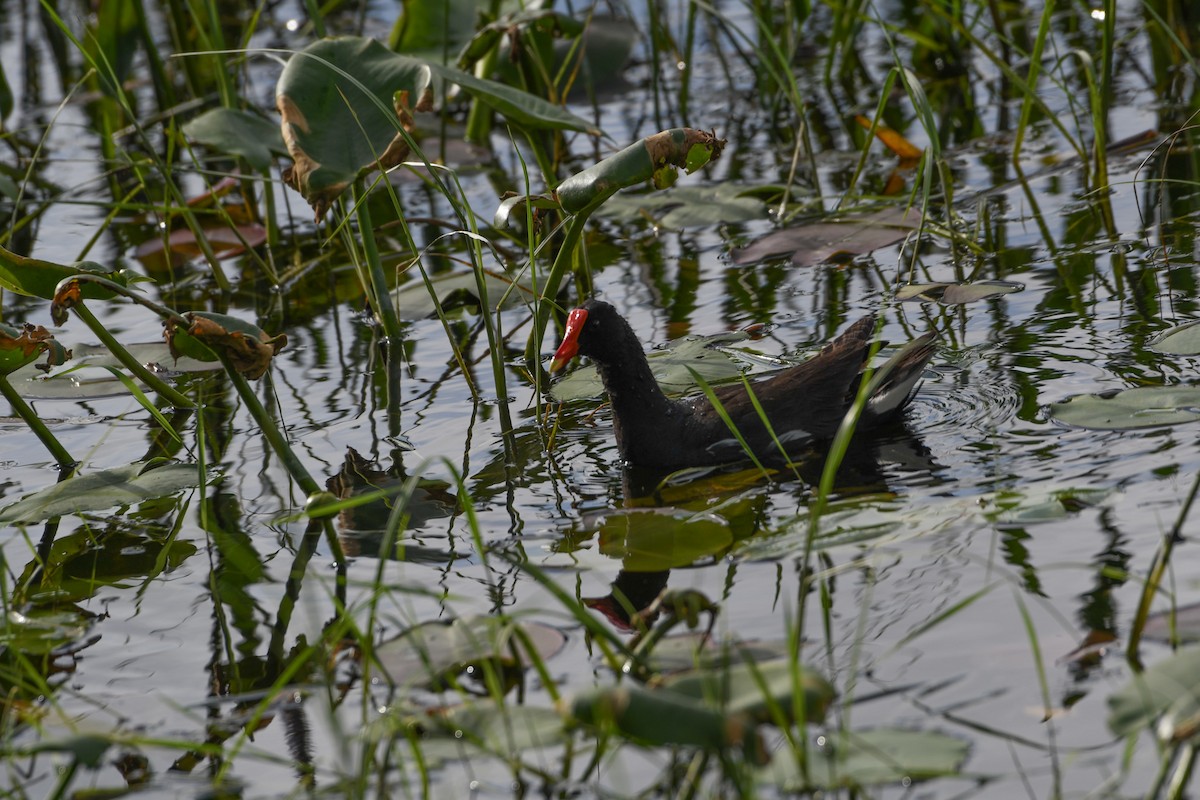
[391,268,534,318]
[1,607,95,656]
[661,658,835,726]
[164,311,287,379]
[1141,603,1200,645]
[276,37,597,218]
[1049,386,1200,430]
[568,683,763,758]
[373,615,566,690]
[182,107,288,171]
[1109,645,1200,740]
[761,728,970,789]
[1149,320,1200,355]
[0,461,210,524]
[597,183,766,228]
[896,279,1024,305]
[731,206,921,267]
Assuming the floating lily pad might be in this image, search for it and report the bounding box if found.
[373,615,566,690]
[896,279,1024,305]
[569,683,763,757]
[981,486,1111,525]
[391,268,534,318]
[761,728,970,789]
[0,461,210,524]
[731,206,921,267]
[1,607,95,656]
[1109,645,1200,740]
[1049,386,1200,430]
[598,183,766,228]
[1149,320,1200,355]
[1141,603,1200,644]
[661,658,835,726]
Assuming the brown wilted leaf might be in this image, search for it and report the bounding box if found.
[165,312,287,380]
[50,280,84,326]
[0,323,72,375]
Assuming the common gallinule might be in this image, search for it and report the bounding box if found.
[550,300,936,469]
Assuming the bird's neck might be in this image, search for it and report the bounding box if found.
[596,354,678,455]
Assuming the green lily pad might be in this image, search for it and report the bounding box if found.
[761,728,970,789]
[1150,320,1200,355]
[0,461,210,524]
[183,107,288,171]
[1109,645,1200,740]
[1049,386,1200,430]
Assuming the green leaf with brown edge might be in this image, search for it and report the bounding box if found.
[276,37,434,218]
[164,312,287,380]
[183,107,288,172]
[275,36,598,219]
[555,128,726,215]
[0,323,71,376]
[0,245,129,300]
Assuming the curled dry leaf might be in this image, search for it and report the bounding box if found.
[164,312,287,380]
[0,322,72,376]
[50,279,84,325]
[555,128,726,215]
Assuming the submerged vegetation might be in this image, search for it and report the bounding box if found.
[2,0,1200,797]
